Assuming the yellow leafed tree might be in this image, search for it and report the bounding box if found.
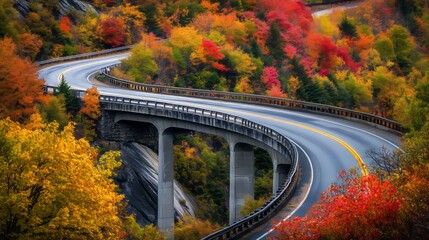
[235,77,254,94]
[0,118,123,239]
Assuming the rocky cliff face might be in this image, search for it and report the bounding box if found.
[14,0,97,18]
[115,142,196,226]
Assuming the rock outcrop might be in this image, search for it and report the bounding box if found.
[14,0,97,18]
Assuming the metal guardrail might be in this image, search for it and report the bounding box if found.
[37,45,136,66]
[43,85,299,240]
[306,0,356,7]
[99,65,403,133]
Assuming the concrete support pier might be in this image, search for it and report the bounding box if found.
[270,151,290,193]
[157,129,174,239]
[229,143,254,224]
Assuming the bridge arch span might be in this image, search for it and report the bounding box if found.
[97,99,296,235]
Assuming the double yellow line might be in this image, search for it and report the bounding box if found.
[279,119,369,176]
[209,106,370,176]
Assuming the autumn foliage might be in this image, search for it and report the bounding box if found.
[201,39,228,71]
[81,87,101,120]
[273,173,402,240]
[174,215,221,240]
[0,38,47,122]
[261,66,281,89]
[0,119,123,239]
[99,17,126,48]
[59,16,72,35]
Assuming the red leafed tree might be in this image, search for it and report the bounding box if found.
[103,0,116,6]
[307,34,358,74]
[262,0,313,33]
[202,39,224,60]
[59,16,72,35]
[99,17,126,48]
[211,62,229,71]
[261,66,280,89]
[284,44,297,59]
[201,39,228,71]
[272,173,403,240]
[261,0,314,62]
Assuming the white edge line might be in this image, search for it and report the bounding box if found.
[256,139,314,240]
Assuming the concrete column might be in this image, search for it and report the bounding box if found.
[273,163,290,193]
[229,143,254,224]
[270,151,290,193]
[273,163,279,193]
[158,129,174,239]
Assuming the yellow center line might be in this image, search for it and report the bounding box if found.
[199,105,369,176]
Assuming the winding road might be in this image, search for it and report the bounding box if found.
[38,52,401,239]
[37,3,401,239]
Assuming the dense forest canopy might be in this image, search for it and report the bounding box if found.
[0,0,429,239]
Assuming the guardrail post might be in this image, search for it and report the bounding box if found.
[229,142,254,224]
[158,129,174,239]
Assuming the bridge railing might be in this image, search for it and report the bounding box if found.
[43,85,299,240]
[98,65,403,133]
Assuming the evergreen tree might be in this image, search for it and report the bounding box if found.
[140,4,165,37]
[267,23,285,67]
[290,57,310,100]
[55,75,78,112]
[339,16,358,39]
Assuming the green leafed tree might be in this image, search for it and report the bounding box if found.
[123,215,166,240]
[374,37,396,62]
[38,95,70,129]
[388,25,415,74]
[122,43,158,83]
[339,16,358,39]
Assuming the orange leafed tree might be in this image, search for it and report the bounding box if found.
[17,32,43,61]
[81,87,101,120]
[0,38,47,122]
[266,84,287,98]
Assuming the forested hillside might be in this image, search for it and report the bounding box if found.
[113,0,429,130]
[1,0,429,239]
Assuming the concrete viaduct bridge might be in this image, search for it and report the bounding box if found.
[44,86,299,239]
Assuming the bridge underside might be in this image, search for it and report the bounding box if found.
[99,110,292,237]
